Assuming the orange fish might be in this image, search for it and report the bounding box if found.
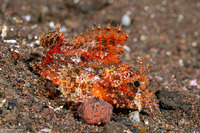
[35,24,158,111]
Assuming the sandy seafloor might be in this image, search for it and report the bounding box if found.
[0,0,199,132]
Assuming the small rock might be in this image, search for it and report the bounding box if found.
[121,118,132,126]
[0,99,6,108]
[40,128,51,132]
[78,98,113,125]
[1,25,7,39]
[7,99,17,110]
[155,90,182,110]
[121,11,131,26]
[5,107,19,122]
[25,82,31,88]
[178,118,185,125]
[189,79,198,86]
[22,88,28,95]
[22,15,31,22]
[179,59,184,67]
[140,35,148,42]
[191,42,197,47]
[2,118,7,122]
[25,123,33,132]
[131,127,139,133]
[49,21,56,29]
[144,119,149,125]
[102,121,123,133]
[139,125,146,133]
[129,111,140,124]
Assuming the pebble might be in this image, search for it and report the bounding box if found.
[121,118,133,126]
[144,119,149,125]
[5,107,19,122]
[129,111,140,124]
[49,21,56,29]
[179,59,184,67]
[78,98,113,125]
[25,82,31,88]
[140,35,148,42]
[102,121,123,133]
[0,99,6,108]
[131,127,139,133]
[121,11,131,26]
[155,90,182,110]
[177,14,184,22]
[3,40,17,43]
[189,79,198,86]
[123,45,131,52]
[191,42,197,47]
[139,125,146,133]
[22,88,28,96]
[25,123,33,132]
[1,25,7,39]
[2,118,7,122]
[60,26,67,33]
[178,118,185,125]
[22,15,31,22]
[7,99,17,110]
[166,51,171,56]
[35,40,40,44]
[41,128,51,132]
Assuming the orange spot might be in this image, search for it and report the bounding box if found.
[12,52,21,60]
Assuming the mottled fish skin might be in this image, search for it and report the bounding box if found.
[34,24,158,111]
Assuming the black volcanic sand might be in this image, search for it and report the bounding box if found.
[0,0,199,132]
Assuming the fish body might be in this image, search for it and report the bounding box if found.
[35,24,157,111]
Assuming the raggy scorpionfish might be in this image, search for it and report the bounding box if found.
[34,24,158,111]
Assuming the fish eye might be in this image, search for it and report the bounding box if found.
[133,81,140,88]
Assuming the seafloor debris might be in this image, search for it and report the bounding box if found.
[1,24,8,39]
[34,24,158,112]
[78,98,113,124]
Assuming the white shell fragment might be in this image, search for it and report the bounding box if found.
[121,11,131,26]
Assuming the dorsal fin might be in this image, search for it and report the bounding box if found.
[39,24,65,50]
[67,25,128,65]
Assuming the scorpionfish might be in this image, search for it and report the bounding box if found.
[34,24,158,111]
